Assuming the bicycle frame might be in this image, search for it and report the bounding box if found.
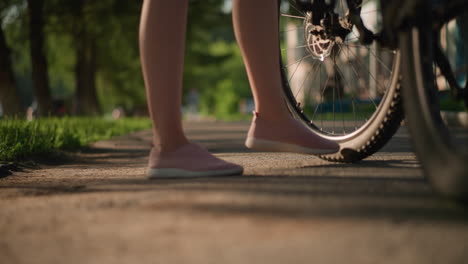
[287,0,468,197]
[293,0,468,53]
[294,0,374,45]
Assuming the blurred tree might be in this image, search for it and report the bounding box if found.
[0,22,23,116]
[94,0,146,114]
[71,0,100,115]
[2,0,251,119]
[2,1,35,109]
[185,0,239,114]
[184,0,251,119]
[27,0,53,116]
[44,0,144,115]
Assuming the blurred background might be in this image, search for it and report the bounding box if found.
[0,0,253,120]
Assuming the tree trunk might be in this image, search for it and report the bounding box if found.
[0,24,23,117]
[28,0,53,116]
[74,35,101,115]
[73,0,101,116]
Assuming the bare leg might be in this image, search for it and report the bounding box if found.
[232,0,339,153]
[232,0,288,121]
[139,0,188,152]
[140,0,243,177]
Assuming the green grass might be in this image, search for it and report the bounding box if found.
[0,117,152,162]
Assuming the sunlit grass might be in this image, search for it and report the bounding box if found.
[0,117,151,162]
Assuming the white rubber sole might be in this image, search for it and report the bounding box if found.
[245,137,339,155]
[147,167,243,179]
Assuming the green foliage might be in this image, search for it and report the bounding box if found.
[2,0,253,119]
[0,117,151,161]
[187,40,251,119]
[46,32,75,99]
[183,0,253,119]
[2,3,29,74]
[2,0,146,112]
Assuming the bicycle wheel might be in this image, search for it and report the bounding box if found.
[399,2,468,198]
[279,0,403,162]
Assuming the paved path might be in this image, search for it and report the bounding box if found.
[1,121,467,264]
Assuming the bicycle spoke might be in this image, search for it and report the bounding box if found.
[294,61,321,99]
[288,55,306,82]
[341,43,386,109]
[284,54,313,68]
[281,44,308,52]
[312,68,331,124]
[345,36,395,93]
[334,62,362,132]
[279,26,303,34]
[280,14,305,20]
[344,42,397,54]
[288,1,306,16]
[343,42,365,127]
[333,64,347,134]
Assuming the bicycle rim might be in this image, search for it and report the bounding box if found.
[279,0,403,162]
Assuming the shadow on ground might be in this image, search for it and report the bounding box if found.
[3,172,467,223]
[2,122,467,225]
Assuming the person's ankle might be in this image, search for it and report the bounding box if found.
[152,139,189,153]
[251,110,291,124]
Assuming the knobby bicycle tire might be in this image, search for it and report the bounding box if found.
[279,0,404,163]
[399,4,468,199]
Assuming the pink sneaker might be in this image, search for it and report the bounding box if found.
[147,142,243,178]
[245,112,339,155]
